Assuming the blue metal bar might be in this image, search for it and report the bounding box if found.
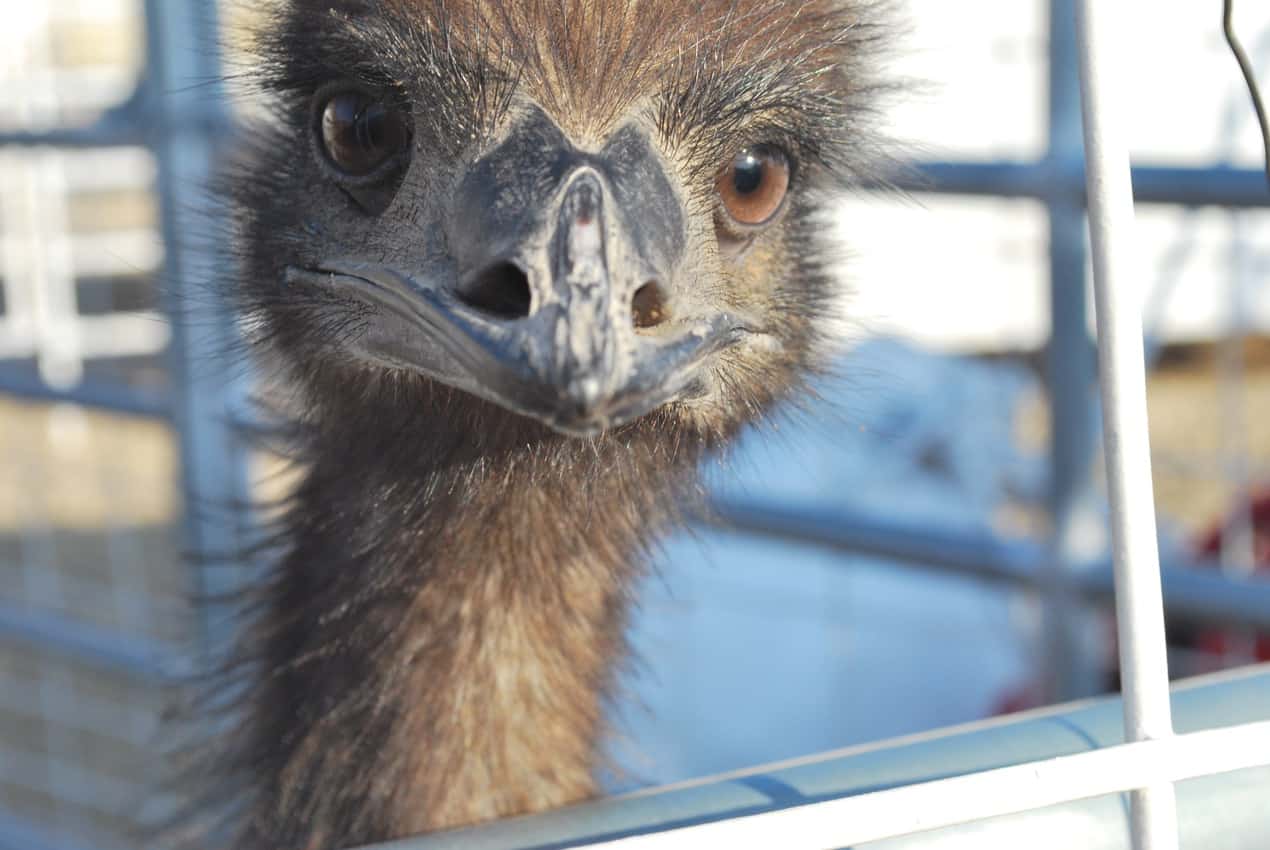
[143,0,253,658]
[0,814,101,850]
[1043,0,1102,704]
[902,162,1270,208]
[710,499,1040,583]
[0,87,224,150]
[0,369,170,420]
[708,498,1270,632]
[364,666,1270,850]
[0,126,144,149]
[0,600,174,683]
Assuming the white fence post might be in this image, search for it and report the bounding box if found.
[1074,1,1179,848]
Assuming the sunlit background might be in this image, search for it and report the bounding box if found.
[1,1,1268,848]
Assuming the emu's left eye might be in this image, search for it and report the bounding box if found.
[318,91,411,177]
[716,146,791,227]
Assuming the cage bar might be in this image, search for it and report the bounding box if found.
[365,666,1270,850]
[1074,1,1179,847]
[539,722,1268,849]
[711,499,1270,630]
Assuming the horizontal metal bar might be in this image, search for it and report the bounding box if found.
[0,600,175,683]
[1128,165,1270,207]
[368,665,1270,850]
[0,96,226,150]
[897,161,1270,208]
[0,369,170,419]
[712,498,1042,581]
[709,498,1270,631]
[0,814,98,850]
[1076,565,1270,635]
[896,160,1057,201]
[0,123,145,149]
[551,722,1270,849]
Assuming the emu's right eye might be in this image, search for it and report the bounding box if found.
[318,92,410,177]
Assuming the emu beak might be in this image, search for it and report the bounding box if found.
[292,255,751,435]
[288,119,760,436]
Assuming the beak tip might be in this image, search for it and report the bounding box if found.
[532,375,614,437]
[556,375,609,421]
[574,376,603,408]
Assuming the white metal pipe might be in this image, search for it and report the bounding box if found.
[563,720,1270,850]
[1073,2,1178,848]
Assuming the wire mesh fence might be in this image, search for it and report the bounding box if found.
[0,1,230,847]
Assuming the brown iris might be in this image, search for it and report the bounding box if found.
[319,91,410,177]
[716,146,791,227]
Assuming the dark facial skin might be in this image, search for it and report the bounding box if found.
[287,106,767,436]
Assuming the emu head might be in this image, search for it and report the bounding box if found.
[234,0,887,441]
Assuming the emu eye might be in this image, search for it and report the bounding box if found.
[319,92,410,177]
[716,145,791,227]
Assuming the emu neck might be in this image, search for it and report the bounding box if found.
[240,406,697,848]
[390,461,637,831]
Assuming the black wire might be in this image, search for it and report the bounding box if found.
[1223,0,1270,187]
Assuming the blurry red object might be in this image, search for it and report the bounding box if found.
[992,488,1270,717]
[1192,489,1270,662]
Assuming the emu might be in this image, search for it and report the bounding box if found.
[204,1,890,846]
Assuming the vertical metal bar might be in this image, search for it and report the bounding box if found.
[1073,2,1179,849]
[142,0,251,656]
[1218,214,1258,666]
[1043,0,1100,703]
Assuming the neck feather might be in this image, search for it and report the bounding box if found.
[227,391,706,848]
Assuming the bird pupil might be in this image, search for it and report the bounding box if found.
[319,91,414,178]
[359,103,386,151]
[732,153,765,195]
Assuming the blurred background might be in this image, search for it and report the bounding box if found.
[1,1,1269,848]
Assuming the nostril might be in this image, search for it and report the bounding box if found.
[631,281,671,329]
[457,261,532,319]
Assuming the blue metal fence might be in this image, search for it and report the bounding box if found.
[0,2,245,847]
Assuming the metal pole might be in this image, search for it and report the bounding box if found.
[1043,0,1100,704]
[902,160,1270,207]
[369,665,1270,850]
[709,499,1270,631]
[555,723,1268,850]
[142,0,252,656]
[1074,2,1178,848]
